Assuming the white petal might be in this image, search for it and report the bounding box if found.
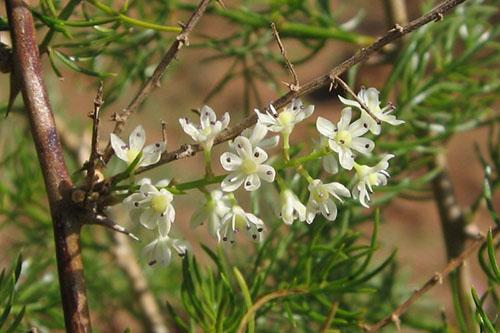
[129,125,146,151]
[259,135,279,149]
[190,207,206,228]
[364,87,381,111]
[322,199,338,221]
[322,154,339,174]
[360,112,381,135]
[110,133,129,162]
[249,123,268,145]
[349,118,370,137]
[200,105,217,125]
[316,117,336,138]
[337,107,352,130]
[221,112,230,129]
[140,183,158,195]
[253,147,268,164]
[302,105,315,118]
[155,179,171,188]
[255,109,278,127]
[140,209,157,229]
[244,174,261,191]
[257,165,275,182]
[140,142,165,167]
[324,182,351,199]
[220,152,242,171]
[158,215,172,236]
[338,95,361,109]
[233,136,253,158]
[221,173,245,192]
[350,137,374,155]
[179,118,201,140]
[338,147,354,170]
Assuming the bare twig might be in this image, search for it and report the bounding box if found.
[6,0,91,331]
[236,288,307,333]
[430,154,477,332]
[85,82,104,194]
[332,77,382,124]
[114,0,466,179]
[320,301,339,333]
[90,214,139,241]
[271,22,299,91]
[112,233,169,333]
[366,225,499,332]
[161,120,168,147]
[102,0,212,164]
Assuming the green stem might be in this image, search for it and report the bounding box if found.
[204,149,213,177]
[282,132,290,162]
[87,0,181,33]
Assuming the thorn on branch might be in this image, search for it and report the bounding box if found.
[392,24,404,33]
[390,314,401,332]
[435,12,444,22]
[161,120,168,150]
[331,75,382,125]
[271,22,300,92]
[92,214,140,241]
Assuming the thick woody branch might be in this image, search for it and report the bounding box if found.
[102,0,212,163]
[85,82,104,194]
[5,0,91,331]
[366,226,499,332]
[124,0,466,177]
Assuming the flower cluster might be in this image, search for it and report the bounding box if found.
[112,88,403,266]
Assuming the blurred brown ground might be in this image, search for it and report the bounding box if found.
[0,0,498,331]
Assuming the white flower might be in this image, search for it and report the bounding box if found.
[316,107,374,170]
[124,178,175,235]
[234,123,279,150]
[143,235,188,266]
[179,105,230,151]
[352,154,394,208]
[190,190,231,237]
[111,125,166,167]
[220,136,275,192]
[339,87,404,135]
[218,205,264,243]
[255,99,314,135]
[306,179,350,223]
[279,189,306,225]
[317,136,339,174]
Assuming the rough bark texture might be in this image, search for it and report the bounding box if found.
[6,1,91,331]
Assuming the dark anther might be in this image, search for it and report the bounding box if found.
[246,181,251,186]
[257,227,263,232]
[363,123,368,128]
[148,260,156,266]
[210,121,215,125]
[134,202,139,207]
[266,171,272,175]
[155,143,160,147]
[252,234,257,240]
[226,157,231,162]
[237,144,242,148]
[230,240,235,244]
[340,140,345,144]
[223,236,228,241]
[121,145,127,149]
[254,152,259,157]
[365,144,370,148]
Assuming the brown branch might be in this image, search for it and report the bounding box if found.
[271,22,299,91]
[430,154,477,332]
[332,77,382,124]
[6,0,91,331]
[320,301,339,333]
[112,233,169,333]
[366,225,499,332]
[85,82,104,194]
[102,0,212,164]
[117,0,466,179]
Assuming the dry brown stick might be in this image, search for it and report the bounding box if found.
[112,232,169,333]
[271,22,299,91]
[366,225,499,332]
[102,0,211,163]
[85,82,104,193]
[430,154,477,332]
[320,301,339,333]
[6,0,91,331]
[332,76,382,124]
[119,0,466,179]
